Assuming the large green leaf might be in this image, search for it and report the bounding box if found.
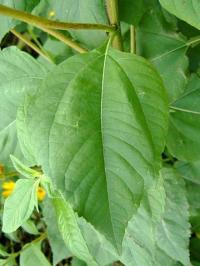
[17,44,168,251]
[0,0,40,41]
[167,74,200,161]
[2,178,38,233]
[20,243,51,266]
[159,0,200,30]
[121,168,190,266]
[48,0,108,48]
[137,4,188,101]
[0,46,49,169]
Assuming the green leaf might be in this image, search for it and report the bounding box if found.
[0,47,49,170]
[21,219,39,235]
[118,0,146,26]
[159,0,200,30]
[52,191,98,266]
[121,168,190,266]
[48,0,108,48]
[137,4,188,101]
[175,160,200,232]
[43,199,71,265]
[0,257,15,266]
[17,44,168,251]
[167,74,200,161]
[20,243,51,266]
[156,168,190,265]
[71,258,86,266]
[2,179,39,233]
[0,244,9,257]
[10,155,41,179]
[0,0,40,41]
[77,217,117,265]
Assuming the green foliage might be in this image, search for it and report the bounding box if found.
[2,178,39,233]
[20,243,51,266]
[167,74,200,161]
[159,0,200,30]
[0,0,200,265]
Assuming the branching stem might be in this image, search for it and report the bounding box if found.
[105,0,123,50]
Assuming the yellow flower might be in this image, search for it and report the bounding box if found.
[2,181,46,201]
[2,181,15,198]
[37,186,46,201]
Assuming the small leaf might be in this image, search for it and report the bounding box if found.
[52,191,98,266]
[20,243,51,266]
[3,179,38,233]
[10,155,42,179]
[21,220,39,235]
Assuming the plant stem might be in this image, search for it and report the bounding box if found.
[0,4,115,32]
[10,29,53,63]
[105,0,123,50]
[0,4,87,53]
[43,28,87,53]
[130,25,136,54]
[11,233,47,259]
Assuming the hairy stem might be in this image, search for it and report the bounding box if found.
[0,4,115,32]
[105,0,123,50]
[11,29,53,63]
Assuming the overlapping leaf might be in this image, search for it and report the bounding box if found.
[17,44,168,251]
[137,5,188,101]
[120,168,190,266]
[167,74,200,161]
[159,0,200,30]
[0,46,49,169]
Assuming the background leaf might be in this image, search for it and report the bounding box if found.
[167,74,200,161]
[137,4,188,101]
[0,46,49,170]
[48,0,108,48]
[159,0,200,30]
